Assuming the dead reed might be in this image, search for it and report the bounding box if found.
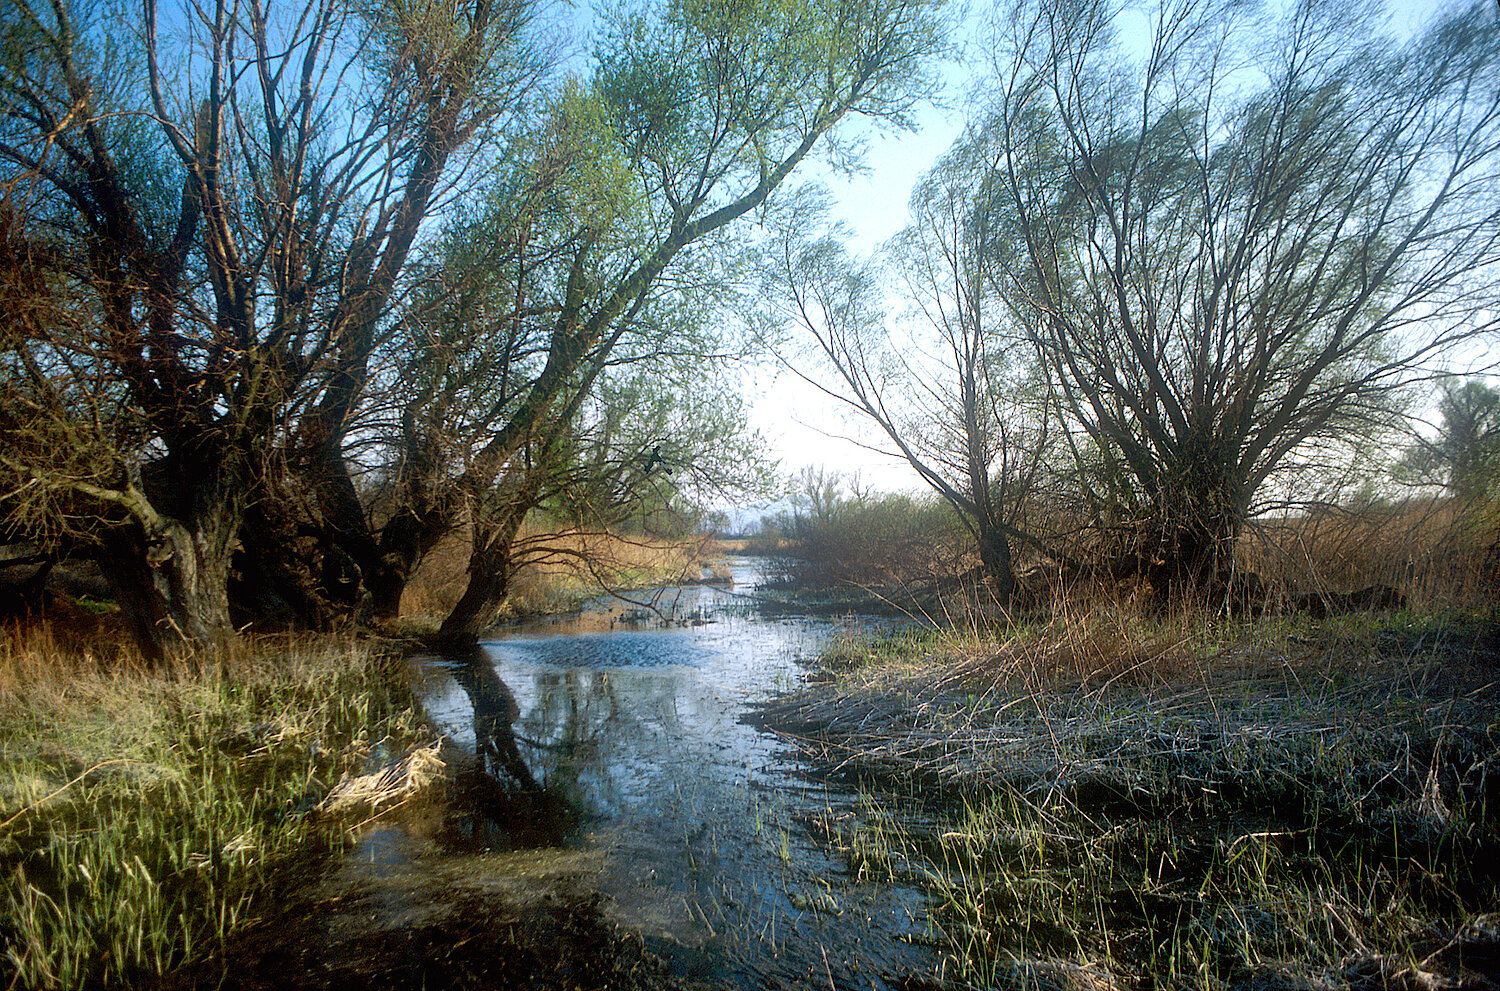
[401,525,731,620]
[1245,496,1500,609]
[755,610,1500,990]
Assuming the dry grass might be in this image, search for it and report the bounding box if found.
[779,490,1500,618]
[316,739,447,822]
[754,610,1499,798]
[1243,497,1500,608]
[401,525,730,620]
[754,609,1500,989]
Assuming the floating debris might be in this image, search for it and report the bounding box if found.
[317,740,447,820]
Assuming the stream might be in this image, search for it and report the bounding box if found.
[382,558,939,990]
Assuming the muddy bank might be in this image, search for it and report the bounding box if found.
[166,852,690,991]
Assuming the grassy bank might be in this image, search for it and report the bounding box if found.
[752,610,1500,990]
[0,625,429,989]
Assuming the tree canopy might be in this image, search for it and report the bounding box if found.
[0,0,948,651]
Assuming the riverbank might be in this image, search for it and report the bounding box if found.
[0,628,433,987]
[400,531,735,624]
[748,610,1500,990]
[0,619,726,990]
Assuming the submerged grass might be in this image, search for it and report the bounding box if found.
[762,610,1500,990]
[0,626,430,989]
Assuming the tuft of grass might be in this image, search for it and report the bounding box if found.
[811,627,941,675]
[0,629,429,989]
[760,610,1500,989]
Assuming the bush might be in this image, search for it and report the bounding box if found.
[783,493,970,586]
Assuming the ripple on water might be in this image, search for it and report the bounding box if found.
[402,560,937,990]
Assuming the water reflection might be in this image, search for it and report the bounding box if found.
[440,643,539,791]
[425,645,586,853]
[418,561,935,989]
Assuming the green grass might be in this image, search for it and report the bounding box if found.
[898,776,1493,988]
[0,634,429,989]
[811,627,943,673]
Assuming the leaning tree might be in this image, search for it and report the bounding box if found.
[307,0,953,639]
[767,213,1056,602]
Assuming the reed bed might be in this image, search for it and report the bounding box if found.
[402,527,730,620]
[0,627,430,989]
[754,612,1500,990]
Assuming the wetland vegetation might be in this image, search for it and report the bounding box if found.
[0,631,427,988]
[1,529,1498,991]
[0,535,737,990]
[753,613,1500,990]
[2,0,1499,985]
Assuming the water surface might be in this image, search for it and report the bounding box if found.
[410,560,936,989]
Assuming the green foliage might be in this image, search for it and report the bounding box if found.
[594,0,943,189]
[916,0,1500,584]
[3,0,948,640]
[1401,379,1500,502]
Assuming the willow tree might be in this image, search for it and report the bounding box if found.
[971,0,1500,595]
[405,0,950,638]
[0,0,547,655]
[343,185,776,627]
[1402,379,1500,502]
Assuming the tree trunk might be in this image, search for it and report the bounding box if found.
[1141,491,1243,603]
[104,510,237,663]
[367,555,410,621]
[83,450,248,661]
[439,548,511,642]
[439,513,526,642]
[368,501,458,620]
[230,496,340,629]
[976,523,1016,603]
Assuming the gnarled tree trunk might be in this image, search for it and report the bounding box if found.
[439,508,527,643]
[976,524,1016,603]
[101,497,239,663]
[1137,476,1247,604]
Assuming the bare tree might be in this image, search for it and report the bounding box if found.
[768,212,1055,601]
[972,0,1500,596]
[796,466,846,524]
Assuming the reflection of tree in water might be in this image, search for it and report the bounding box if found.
[523,671,620,806]
[520,669,688,814]
[444,646,539,791]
